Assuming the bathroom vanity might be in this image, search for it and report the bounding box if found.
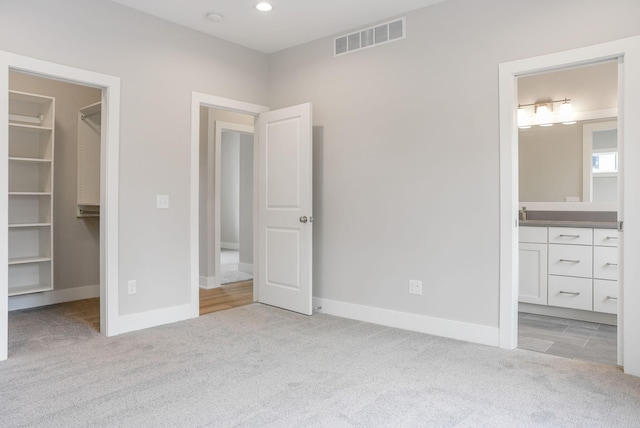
[518,211,619,324]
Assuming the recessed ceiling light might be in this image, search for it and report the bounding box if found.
[206,12,224,22]
[256,2,273,12]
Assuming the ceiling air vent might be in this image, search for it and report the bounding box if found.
[334,17,406,57]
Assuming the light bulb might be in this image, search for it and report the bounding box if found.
[559,101,576,125]
[517,107,531,129]
[536,104,552,126]
[256,2,273,12]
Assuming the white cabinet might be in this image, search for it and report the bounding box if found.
[519,225,619,315]
[519,227,547,305]
[8,90,55,296]
[77,102,101,217]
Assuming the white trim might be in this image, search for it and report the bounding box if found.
[117,304,193,335]
[0,51,120,361]
[190,93,267,319]
[314,298,499,347]
[583,120,618,202]
[199,276,220,289]
[221,242,240,250]
[499,35,640,377]
[238,263,254,274]
[518,202,617,211]
[9,285,99,311]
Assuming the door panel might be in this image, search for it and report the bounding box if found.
[258,103,312,315]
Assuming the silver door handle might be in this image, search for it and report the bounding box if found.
[299,216,308,223]
[606,262,618,266]
[559,259,580,263]
[559,291,580,296]
[559,234,581,238]
[606,296,618,300]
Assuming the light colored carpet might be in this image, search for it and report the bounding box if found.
[3,303,640,427]
[221,248,253,284]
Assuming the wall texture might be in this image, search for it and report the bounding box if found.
[9,71,101,291]
[268,0,640,328]
[0,0,269,315]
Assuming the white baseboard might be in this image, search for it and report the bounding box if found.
[199,276,220,289]
[9,285,100,311]
[117,303,194,335]
[221,242,239,250]
[313,297,500,347]
[238,263,253,274]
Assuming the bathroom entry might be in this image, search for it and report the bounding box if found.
[516,60,620,366]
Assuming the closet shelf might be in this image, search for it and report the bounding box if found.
[8,223,52,228]
[9,192,52,196]
[8,256,52,265]
[9,157,52,163]
[8,283,53,297]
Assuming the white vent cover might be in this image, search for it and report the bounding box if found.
[334,17,406,57]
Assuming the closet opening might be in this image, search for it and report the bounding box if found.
[7,70,103,346]
[199,107,256,314]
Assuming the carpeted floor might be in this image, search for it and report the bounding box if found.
[3,303,640,427]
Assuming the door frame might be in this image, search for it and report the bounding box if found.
[0,51,121,360]
[498,35,640,376]
[190,92,268,315]
[213,121,255,289]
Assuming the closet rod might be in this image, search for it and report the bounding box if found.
[81,111,100,120]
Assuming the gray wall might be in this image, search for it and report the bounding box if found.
[9,71,101,291]
[0,0,269,315]
[268,0,640,328]
[221,132,240,247]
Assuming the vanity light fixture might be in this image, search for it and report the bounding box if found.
[256,2,273,12]
[517,98,576,128]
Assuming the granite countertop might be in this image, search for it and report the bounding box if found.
[519,219,619,229]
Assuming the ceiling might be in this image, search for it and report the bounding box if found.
[108,0,447,53]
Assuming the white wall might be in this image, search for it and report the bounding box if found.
[221,132,240,247]
[9,71,101,293]
[268,0,640,328]
[0,0,269,316]
[239,134,254,267]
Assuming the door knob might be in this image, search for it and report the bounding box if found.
[299,216,308,223]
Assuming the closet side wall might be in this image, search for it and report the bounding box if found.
[9,71,101,294]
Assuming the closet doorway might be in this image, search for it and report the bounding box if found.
[7,71,102,337]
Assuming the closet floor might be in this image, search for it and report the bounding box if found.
[518,312,617,366]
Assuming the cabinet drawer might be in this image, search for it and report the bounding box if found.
[548,275,593,311]
[519,226,547,244]
[548,244,593,278]
[593,280,618,314]
[594,229,618,247]
[593,246,618,280]
[548,227,592,246]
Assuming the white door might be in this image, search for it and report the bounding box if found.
[257,103,313,315]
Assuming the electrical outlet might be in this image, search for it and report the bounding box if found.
[128,280,137,295]
[408,280,422,295]
[156,195,169,209]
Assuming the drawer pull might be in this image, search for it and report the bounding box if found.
[559,259,580,263]
[605,236,618,240]
[605,262,618,267]
[559,234,581,238]
[606,296,618,300]
[559,291,580,296]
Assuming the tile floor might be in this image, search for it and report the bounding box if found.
[518,312,617,366]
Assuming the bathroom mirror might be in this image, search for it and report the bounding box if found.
[519,119,617,203]
[517,60,618,204]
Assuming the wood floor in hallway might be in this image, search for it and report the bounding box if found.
[199,280,254,315]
